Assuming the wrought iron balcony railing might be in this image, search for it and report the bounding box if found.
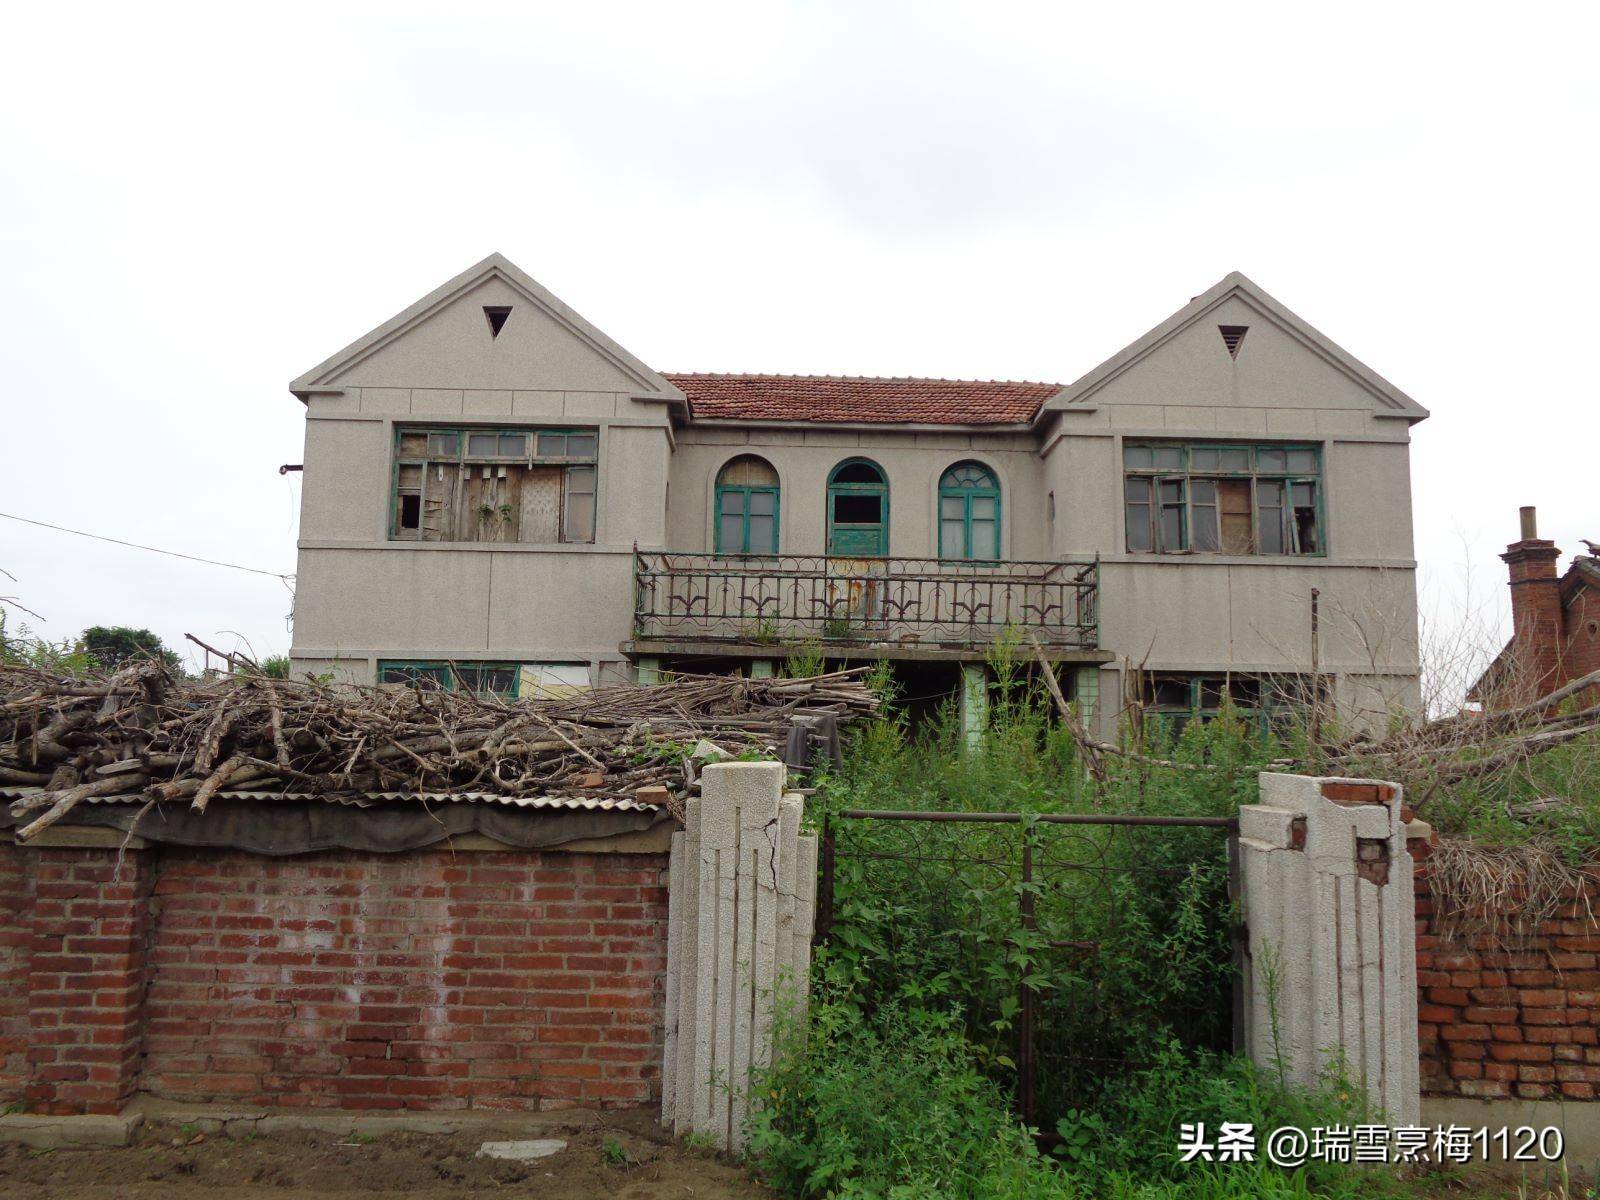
[632,551,1098,651]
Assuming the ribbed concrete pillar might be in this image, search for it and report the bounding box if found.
[636,657,662,685]
[662,761,817,1153]
[748,660,776,679]
[1239,773,1420,1123]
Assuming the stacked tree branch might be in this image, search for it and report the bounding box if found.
[1307,668,1600,809]
[0,662,878,841]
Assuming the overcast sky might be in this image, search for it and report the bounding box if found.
[2,2,1595,675]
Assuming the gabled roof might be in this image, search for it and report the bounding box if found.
[664,373,1064,425]
[289,252,686,406]
[1043,271,1430,424]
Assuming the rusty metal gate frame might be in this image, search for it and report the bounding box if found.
[816,808,1243,1128]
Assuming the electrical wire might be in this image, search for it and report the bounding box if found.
[0,511,293,581]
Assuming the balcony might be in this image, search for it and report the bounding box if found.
[630,551,1099,659]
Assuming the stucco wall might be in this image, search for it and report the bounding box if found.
[665,427,1049,560]
[289,267,677,683]
[288,266,1422,716]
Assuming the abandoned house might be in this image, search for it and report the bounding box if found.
[286,254,1430,733]
[1470,507,1600,707]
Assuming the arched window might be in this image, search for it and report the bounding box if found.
[826,458,889,556]
[715,455,780,554]
[938,462,1001,559]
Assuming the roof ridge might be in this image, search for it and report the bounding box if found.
[661,371,1063,388]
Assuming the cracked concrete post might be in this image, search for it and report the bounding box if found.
[1239,772,1420,1124]
[661,761,817,1153]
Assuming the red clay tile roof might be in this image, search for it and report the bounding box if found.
[664,373,1061,425]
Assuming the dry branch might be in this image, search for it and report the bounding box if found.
[0,661,877,839]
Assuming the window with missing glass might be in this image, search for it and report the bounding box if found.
[1122,442,1322,556]
[377,660,522,699]
[1141,673,1321,742]
[391,426,598,544]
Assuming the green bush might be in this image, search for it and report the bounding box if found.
[747,994,1396,1200]
[754,678,1419,1199]
[746,995,1063,1199]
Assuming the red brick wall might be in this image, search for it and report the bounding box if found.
[0,843,33,1097]
[1417,866,1600,1100]
[1562,585,1600,698]
[0,842,670,1114]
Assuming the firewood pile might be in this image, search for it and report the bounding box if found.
[0,662,879,840]
[1313,667,1600,808]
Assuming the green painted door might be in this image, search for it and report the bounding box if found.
[827,459,889,556]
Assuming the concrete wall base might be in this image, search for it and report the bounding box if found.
[1423,1095,1600,1166]
[0,1111,143,1149]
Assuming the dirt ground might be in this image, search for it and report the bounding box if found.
[0,1109,771,1200]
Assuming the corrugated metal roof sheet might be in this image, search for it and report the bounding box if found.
[0,786,659,812]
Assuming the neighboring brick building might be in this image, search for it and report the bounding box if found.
[1472,507,1600,708]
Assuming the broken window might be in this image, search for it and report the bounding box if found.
[391,425,599,544]
[1140,672,1321,743]
[378,660,590,700]
[1123,441,1322,556]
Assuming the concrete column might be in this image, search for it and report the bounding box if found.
[1071,665,1100,730]
[959,663,989,750]
[748,660,776,679]
[662,761,817,1153]
[636,657,662,686]
[1239,773,1420,1123]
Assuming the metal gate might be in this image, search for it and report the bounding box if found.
[816,808,1242,1129]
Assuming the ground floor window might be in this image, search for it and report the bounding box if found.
[377,660,591,700]
[1138,672,1321,742]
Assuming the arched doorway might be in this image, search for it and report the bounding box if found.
[826,458,889,556]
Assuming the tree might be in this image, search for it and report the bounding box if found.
[82,626,183,673]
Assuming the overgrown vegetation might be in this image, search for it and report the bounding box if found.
[745,661,1596,1198]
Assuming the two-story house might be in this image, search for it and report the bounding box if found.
[287,253,1428,736]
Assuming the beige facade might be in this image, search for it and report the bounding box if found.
[288,254,1427,729]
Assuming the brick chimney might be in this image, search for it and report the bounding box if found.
[1500,505,1564,702]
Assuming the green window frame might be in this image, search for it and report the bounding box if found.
[713,456,781,555]
[826,458,890,557]
[1142,673,1319,743]
[1122,441,1324,557]
[377,660,522,700]
[937,462,1002,560]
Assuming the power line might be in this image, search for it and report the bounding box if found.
[0,511,293,581]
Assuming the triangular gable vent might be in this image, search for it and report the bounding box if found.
[1219,325,1248,359]
[484,305,512,338]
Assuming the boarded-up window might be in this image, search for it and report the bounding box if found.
[391,426,598,544]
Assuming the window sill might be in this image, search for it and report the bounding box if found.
[299,539,630,554]
[1104,553,1416,569]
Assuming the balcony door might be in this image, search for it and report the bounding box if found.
[826,459,889,557]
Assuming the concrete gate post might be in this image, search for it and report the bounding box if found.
[1239,772,1421,1124]
[661,761,817,1153]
